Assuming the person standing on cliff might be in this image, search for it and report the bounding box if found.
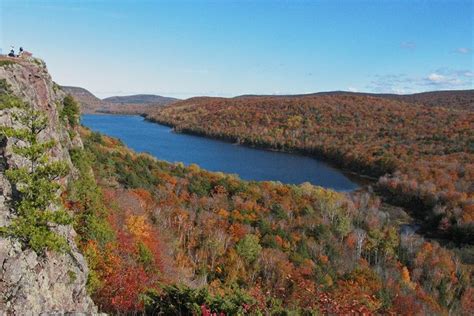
[8,46,15,57]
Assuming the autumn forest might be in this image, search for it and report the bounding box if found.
[146,94,474,244]
[64,106,473,313]
[1,0,473,314]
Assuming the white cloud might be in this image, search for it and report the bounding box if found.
[456,47,471,54]
[348,87,358,92]
[367,68,473,93]
[427,73,446,83]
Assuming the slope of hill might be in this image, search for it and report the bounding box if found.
[78,127,473,314]
[238,89,474,110]
[147,95,474,242]
[62,86,106,113]
[62,86,177,114]
[103,94,178,105]
[378,89,474,110]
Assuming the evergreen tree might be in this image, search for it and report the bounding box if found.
[0,97,72,253]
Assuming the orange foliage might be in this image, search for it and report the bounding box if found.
[78,130,471,314]
[147,93,474,232]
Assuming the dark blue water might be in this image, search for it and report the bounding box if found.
[81,114,360,191]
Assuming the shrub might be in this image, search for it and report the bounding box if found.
[89,131,103,144]
[143,285,254,315]
[188,175,212,197]
[0,78,11,93]
[137,241,154,266]
[0,60,15,67]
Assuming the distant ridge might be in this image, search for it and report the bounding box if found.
[236,89,474,110]
[103,94,178,105]
[61,86,105,113]
[63,85,473,113]
[61,86,179,114]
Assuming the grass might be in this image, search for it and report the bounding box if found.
[0,60,16,67]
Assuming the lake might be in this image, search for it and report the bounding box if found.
[81,114,361,191]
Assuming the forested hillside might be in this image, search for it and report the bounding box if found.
[64,127,473,314]
[103,94,178,105]
[146,95,474,243]
[61,86,106,113]
[377,90,474,111]
[238,90,474,111]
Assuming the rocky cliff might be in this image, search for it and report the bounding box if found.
[0,57,96,314]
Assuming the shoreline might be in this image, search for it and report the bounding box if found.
[141,115,473,247]
[82,113,473,248]
[143,115,379,185]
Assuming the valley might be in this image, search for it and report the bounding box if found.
[1,0,473,314]
[145,94,474,245]
[81,114,364,190]
[1,54,472,315]
[75,126,472,314]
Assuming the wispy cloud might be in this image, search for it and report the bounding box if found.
[423,68,472,88]
[454,47,471,54]
[426,73,446,83]
[424,73,460,87]
[367,68,473,94]
[368,74,417,94]
[400,41,416,50]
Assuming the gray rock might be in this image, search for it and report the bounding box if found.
[0,58,97,314]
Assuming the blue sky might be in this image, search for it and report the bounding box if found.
[1,0,472,98]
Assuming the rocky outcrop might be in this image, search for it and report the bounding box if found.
[0,57,97,314]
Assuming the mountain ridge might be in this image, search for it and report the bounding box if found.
[61,85,178,114]
[103,94,178,105]
[236,89,474,110]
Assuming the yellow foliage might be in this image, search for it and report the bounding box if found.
[401,266,411,283]
[188,163,201,173]
[126,215,151,240]
[323,274,333,287]
[216,208,229,218]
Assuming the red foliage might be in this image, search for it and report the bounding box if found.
[96,260,148,312]
[147,94,474,230]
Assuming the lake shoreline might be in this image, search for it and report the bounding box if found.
[143,115,378,185]
[82,114,362,191]
[142,115,473,247]
[83,114,472,249]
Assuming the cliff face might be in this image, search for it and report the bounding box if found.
[0,57,96,314]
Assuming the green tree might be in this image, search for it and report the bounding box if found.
[0,98,72,253]
[236,234,262,264]
[61,94,80,127]
[334,215,352,241]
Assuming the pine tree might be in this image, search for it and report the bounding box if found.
[0,96,72,253]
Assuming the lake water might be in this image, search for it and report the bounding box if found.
[81,114,361,191]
